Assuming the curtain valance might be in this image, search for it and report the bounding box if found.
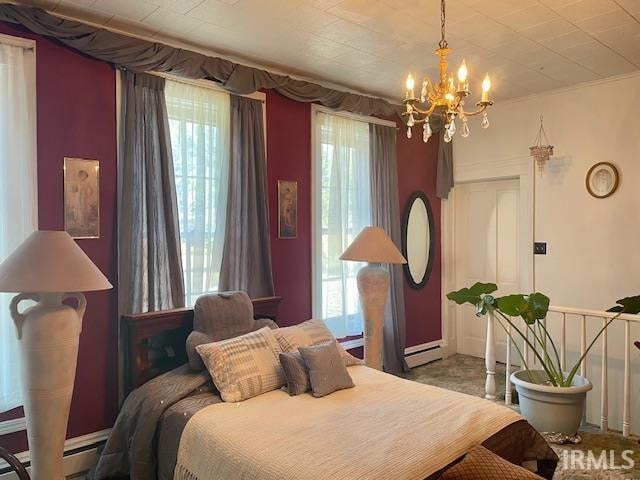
[0,2,454,198]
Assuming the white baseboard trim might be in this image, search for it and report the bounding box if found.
[0,417,26,436]
[0,428,110,478]
[404,341,444,368]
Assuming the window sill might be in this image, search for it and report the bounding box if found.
[0,416,26,435]
[339,337,364,351]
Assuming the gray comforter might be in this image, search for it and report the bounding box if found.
[91,365,218,480]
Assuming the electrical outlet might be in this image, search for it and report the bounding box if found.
[534,242,547,255]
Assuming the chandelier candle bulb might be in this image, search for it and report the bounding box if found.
[406,74,415,98]
[457,60,468,91]
[481,74,491,102]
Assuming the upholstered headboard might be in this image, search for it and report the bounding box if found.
[121,296,282,393]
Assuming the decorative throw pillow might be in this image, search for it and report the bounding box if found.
[273,319,364,367]
[279,351,310,396]
[196,327,285,402]
[439,445,543,480]
[298,341,355,398]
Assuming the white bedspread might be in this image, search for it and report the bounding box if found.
[174,366,521,480]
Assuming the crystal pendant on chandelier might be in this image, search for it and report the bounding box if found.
[481,112,489,129]
[461,119,470,138]
[407,127,412,139]
[401,0,493,142]
[448,118,456,135]
[423,119,432,143]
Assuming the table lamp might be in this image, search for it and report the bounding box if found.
[0,231,112,480]
[340,226,406,370]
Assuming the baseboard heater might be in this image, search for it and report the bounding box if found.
[0,429,109,480]
[404,344,443,368]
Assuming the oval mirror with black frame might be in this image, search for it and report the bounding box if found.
[401,191,435,289]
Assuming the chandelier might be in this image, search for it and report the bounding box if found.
[529,116,554,174]
[402,0,494,143]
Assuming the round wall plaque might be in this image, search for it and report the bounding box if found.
[586,162,619,199]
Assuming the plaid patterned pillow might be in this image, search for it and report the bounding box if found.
[440,445,543,480]
[196,327,285,402]
[273,319,364,367]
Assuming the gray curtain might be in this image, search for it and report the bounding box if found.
[219,95,274,298]
[369,124,410,375]
[118,71,185,314]
[437,129,454,199]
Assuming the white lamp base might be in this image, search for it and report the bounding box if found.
[356,263,390,371]
[10,292,86,480]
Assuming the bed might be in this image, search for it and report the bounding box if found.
[92,295,558,480]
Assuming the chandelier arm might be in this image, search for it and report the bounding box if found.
[410,102,437,117]
[459,103,491,117]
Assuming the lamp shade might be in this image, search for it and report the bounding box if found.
[340,226,407,264]
[0,230,112,293]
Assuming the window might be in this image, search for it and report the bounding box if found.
[0,36,37,412]
[165,80,230,306]
[312,109,371,338]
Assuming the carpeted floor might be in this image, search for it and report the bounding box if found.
[404,354,640,480]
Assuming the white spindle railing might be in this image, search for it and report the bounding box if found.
[484,305,639,437]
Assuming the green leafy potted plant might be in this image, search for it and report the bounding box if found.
[447,283,640,437]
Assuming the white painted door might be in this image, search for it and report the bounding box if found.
[454,178,520,362]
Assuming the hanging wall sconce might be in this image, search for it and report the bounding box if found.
[529,116,554,174]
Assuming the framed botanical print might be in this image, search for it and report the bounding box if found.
[64,157,100,239]
[278,180,297,239]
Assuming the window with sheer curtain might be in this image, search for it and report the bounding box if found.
[165,80,230,307]
[0,38,38,412]
[312,110,371,338]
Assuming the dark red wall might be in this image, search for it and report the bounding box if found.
[0,24,440,455]
[397,128,442,344]
[0,22,118,453]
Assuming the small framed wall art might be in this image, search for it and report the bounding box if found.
[586,162,619,199]
[64,157,100,239]
[278,180,297,239]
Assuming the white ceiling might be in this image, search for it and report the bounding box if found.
[16,0,640,102]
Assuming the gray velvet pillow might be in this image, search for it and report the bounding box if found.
[298,341,355,398]
[186,291,277,371]
[279,351,310,396]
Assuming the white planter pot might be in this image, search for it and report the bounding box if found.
[511,370,593,436]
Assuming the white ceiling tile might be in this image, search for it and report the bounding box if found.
[143,7,202,34]
[91,0,158,21]
[575,9,637,34]
[519,17,579,41]
[105,14,161,36]
[282,5,339,33]
[54,0,114,24]
[574,50,638,75]
[615,0,640,15]
[314,17,373,43]
[496,4,559,31]
[186,0,247,28]
[142,0,207,15]
[554,0,619,23]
